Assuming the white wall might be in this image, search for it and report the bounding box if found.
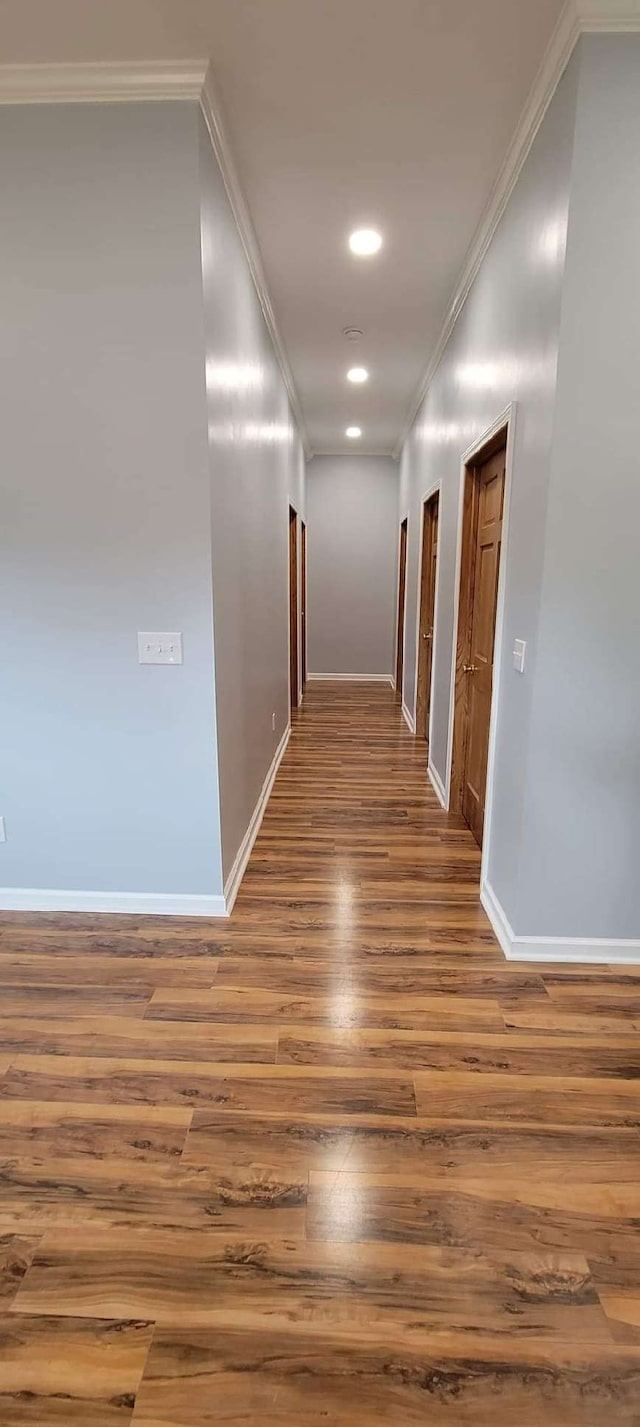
[306,455,399,679]
[198,114,305,887]
[0,103,223,902]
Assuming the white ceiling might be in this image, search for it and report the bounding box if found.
[1,0,565,453]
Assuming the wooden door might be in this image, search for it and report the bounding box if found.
[416,493,439,743]
[289,506,298,711]
[395,519,408,699]
[301,521,307,687]
[461,445,505,845]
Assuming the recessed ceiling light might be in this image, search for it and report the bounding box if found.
[346,426,362,439]
[347,366,369,384]
[348,228,382,257]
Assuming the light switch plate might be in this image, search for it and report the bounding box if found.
[513,638,526,674]
[138,632,183,665]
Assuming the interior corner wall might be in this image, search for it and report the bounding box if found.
[398,51,581,929]
[197,113,306,889]
[516,34,640,941]
[306,455,399,679]
[0,101,224,904]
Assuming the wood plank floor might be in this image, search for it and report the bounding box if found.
[0,682,639,1424]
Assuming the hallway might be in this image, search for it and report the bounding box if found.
[0,683,639,1422]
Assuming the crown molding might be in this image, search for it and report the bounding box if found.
[0,58,311,457]
[310,447,396,459]
[393,0,640,458]
[577,0,640,27]
[0,59,209,104]
[199,66,311,457]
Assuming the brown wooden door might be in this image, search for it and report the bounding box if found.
[289,506,298,711]
[461,446,505,845]
[395,519,408,699]
[416,493,439,743]
[301,521,307,687]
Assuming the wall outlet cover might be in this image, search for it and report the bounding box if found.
[138,632,183,665]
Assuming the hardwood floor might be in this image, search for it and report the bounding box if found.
[0,682,639,1424]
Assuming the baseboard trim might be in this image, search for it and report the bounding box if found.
[428,759,448,810]
[223,723,291,915]
[480,879,514,958]
[402,702,416,734]
[307,673,394,685]
[0,888,227,917]
[481,878,640,964]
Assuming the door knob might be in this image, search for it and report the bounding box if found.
[422,631,432,641]
[463,663,478,673]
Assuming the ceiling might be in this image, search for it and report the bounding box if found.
[1,0,566,454]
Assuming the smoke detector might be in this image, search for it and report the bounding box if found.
[343,327,364,343]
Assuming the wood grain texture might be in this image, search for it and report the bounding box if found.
[0,1314,153,1425]
[0,684,638,1423]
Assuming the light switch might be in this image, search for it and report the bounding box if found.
[138,632,183,665]
[513,638,526,674]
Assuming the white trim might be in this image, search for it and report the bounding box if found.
[0,722,291,920]
[402,702,416,734]
[307,673,394,685]
[0,59,209,104]
[223,723,291,915]
[481,878,640,964]
[392,0,640,458]
[0,59,310,459]
[199,68,310,457]
[315,448,396,458]
[428,760,447,811]
[480,879,514,958]
[410,480,442,743]
[0,887,227,917]
[578,0,640,29]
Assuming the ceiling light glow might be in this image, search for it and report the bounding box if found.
[346,426,362,439]
[347,367,369,384]
[348,228,382,257]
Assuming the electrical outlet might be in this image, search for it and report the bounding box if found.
[0,817,6,843]
[138,632,183,665]
[272,713,276,731]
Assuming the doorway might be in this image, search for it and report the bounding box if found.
[450,431,506,848]
[289,506,298,711]
[395,518,408,699]
[415,491,439,744]
[301,520,307,688]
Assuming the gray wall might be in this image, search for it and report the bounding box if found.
[0,103,223,896]
[198,114,305,886]
[399,53,580,927]
[516,36,640,939]
[0,99,306,903]
[306,456,399,678]
[400,35,640,942]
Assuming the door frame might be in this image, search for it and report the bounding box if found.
[411,479,442,747]
[300,519,307,690]
[445,403,516,885]
[288,505,299,712]
[394,516,409,699]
